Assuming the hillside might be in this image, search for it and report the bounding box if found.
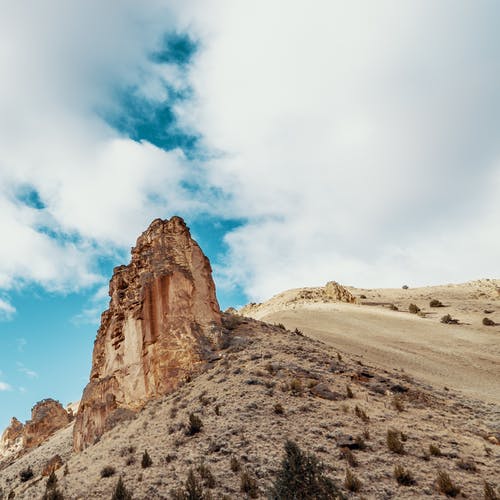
[241,280,500,405]
[0,314,499,499]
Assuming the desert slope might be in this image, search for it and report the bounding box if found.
[241,280,500,405]
[1,316,498,499]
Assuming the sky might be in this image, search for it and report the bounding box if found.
[0,1,499,431]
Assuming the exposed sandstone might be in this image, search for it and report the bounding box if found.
[23,399,72,450]
[73,217,221,451]
[0,417,24,458]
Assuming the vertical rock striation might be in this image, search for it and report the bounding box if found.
[73,217,222,451]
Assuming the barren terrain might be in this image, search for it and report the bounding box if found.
[242,279,500,405]
[1,313,499,499]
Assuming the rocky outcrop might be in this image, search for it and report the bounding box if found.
[23,399,72,449]
[324,281,356,303]
[239,281,356,319]
[73,217,222,451]
[0,417,24,458]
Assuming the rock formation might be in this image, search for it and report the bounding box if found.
[73,217,222,451]
[0,417,23,457]
[324,281,356,303]
[23,399,72,449]
[239,280,356,318]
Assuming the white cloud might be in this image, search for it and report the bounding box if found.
[0,382,12,392]
[0,1,203,296]
[178,0,500,299]
[0,1,499,307]
[0,299,16,320]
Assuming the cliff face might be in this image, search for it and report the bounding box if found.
[23,399,72,450]
[73,217,222,451]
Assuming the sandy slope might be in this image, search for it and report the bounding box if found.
[242,279,500,405]
[1,316,498,499]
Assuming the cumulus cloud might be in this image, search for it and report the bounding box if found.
[179,0,500,299]
[0,0,499,307]
[0,1,203,296]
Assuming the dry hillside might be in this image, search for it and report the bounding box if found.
[1,314,499,499]
[241,280,500,405]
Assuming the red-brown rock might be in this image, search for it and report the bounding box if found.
[23,399,71,449]
[73,217,222,451]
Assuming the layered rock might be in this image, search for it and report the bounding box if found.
[73,217,222,451]
[23,399,72,449]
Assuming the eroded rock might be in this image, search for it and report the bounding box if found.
[73,217,222,451]
[23,399,71,449]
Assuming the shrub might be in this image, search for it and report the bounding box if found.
[186,413,203,436]
[230,456,241,473]
[289,378,303,396]
[484,481,498,500]
[408,304,420,314]
[394,464,415,485]
[198,463,216,488]
[392,395,404,412]
[457,458,477,472]
[359,294,367,299]
[42,490,64,500]
[340,447,358,467]
[436,470,460,497]
[274,403,284,415]
[344,469,361,492]
[141,450,153,468]
[100,466,116,478]
[269,440,343,499]
[429,444,442,457]
[240,470,259,498]
[111,476,133,500]
[46,471,58,489]
[441,314,458,324]
[387,429,405,454]
[354,405,369,422]
[483,317,496,326]
[430,299,444,307]
[19,466,34,482]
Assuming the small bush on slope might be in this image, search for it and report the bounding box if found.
[269,440,344,499]
[111,476,132,500]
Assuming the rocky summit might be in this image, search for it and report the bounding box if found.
[0,400,72,461]
[73,216,222,451]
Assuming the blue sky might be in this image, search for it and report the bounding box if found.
[0,1,499,431]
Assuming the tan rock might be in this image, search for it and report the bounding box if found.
[42,454,63,476]
[23,399,71,450]
[0,417,24,457]
[73,217,222,451]
[324,281,356,303]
